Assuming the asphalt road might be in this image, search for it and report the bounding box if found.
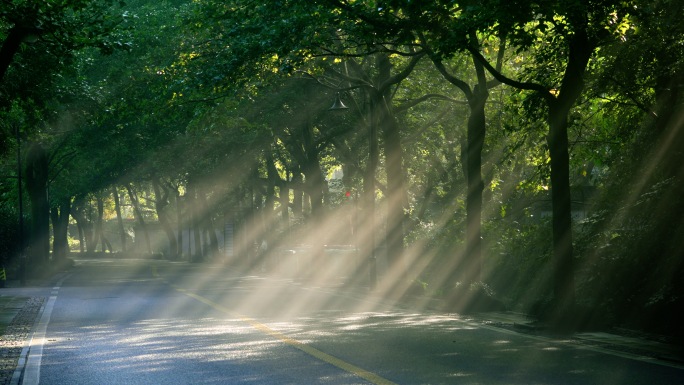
[22,258,684,384]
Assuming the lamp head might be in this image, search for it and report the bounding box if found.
[328,93,349,111]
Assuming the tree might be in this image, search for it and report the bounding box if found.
[460,0,634,325]
[39,0,196,259]
[0,0,127,81]
[424,36,506,288]
[24,143,49,267]
[0,0,130,275]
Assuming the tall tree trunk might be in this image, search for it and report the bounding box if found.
[205,217,219,258]
[300,117,326,272]
[153,180,178,259]
[377,53,408,279]
[279,182,290,239]
[94,195,110,252]
[25,143,50,268]
[126,184,152,254]
[544,27,593,316]
[463,37,495,284]
[200,190,219,258]
[431,38,499,286]
[302,120,325,218]
[187,183,203,261]
[365,90,380,289]
[71,198,94,253]
[112,186,127,252]
[380,103,407,274]
[463,83,488,283]
[76,222,85,253]
[50,197,71,263]
[547,103,575,311]
[265,151,277,215]
[168,184,183,259]
[264,151,278,248]
[291,171,303,219]
[176,192,184,259]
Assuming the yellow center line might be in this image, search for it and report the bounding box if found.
[152,268,396,385]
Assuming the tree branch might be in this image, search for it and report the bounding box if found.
[395,93,467,113]
[431,56,472,99]
[486,37,507,89]
[467,46,552,100]
[379,50,426,91]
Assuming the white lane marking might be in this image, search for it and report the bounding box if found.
[16,275,69,385]
[21,295,57,384]
[10,301,44,385]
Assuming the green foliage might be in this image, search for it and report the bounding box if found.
[575,176,684,335]
[485,215,554,310]
[170,0,330,97]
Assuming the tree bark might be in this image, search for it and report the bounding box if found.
[301,119,325,218]
[176,193,184,259]
[71,198,93,253]
[377,53,408,278]
[94,195,112,252]
[545,27,594,314]
[187,183,203,261]
[464,86,487,283]
[279,182,290,230]
[25,143,50,267]
[50,197,71,263]
[264,151,278,247]
[126,184,152,254]
[547,103,576,309]
[199,190,219,259]
[291,171,303,219]
[153,180,178,259]
[365,90,379,289]
[112,186,127,252]
[430,37,499,285]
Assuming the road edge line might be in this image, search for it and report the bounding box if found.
[15,275,69,385]
[10,299,45,385]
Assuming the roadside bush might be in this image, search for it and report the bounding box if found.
[484,216,554,312]
[575,176,684,340]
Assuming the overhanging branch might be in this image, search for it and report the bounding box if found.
[467,46,553,101]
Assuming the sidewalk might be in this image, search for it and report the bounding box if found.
[0,295,43,385]
[320,280,684,370]
[0,297,28,336]
[333,282,684,369]
[472,311,684,369]
[0,277,56,385]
